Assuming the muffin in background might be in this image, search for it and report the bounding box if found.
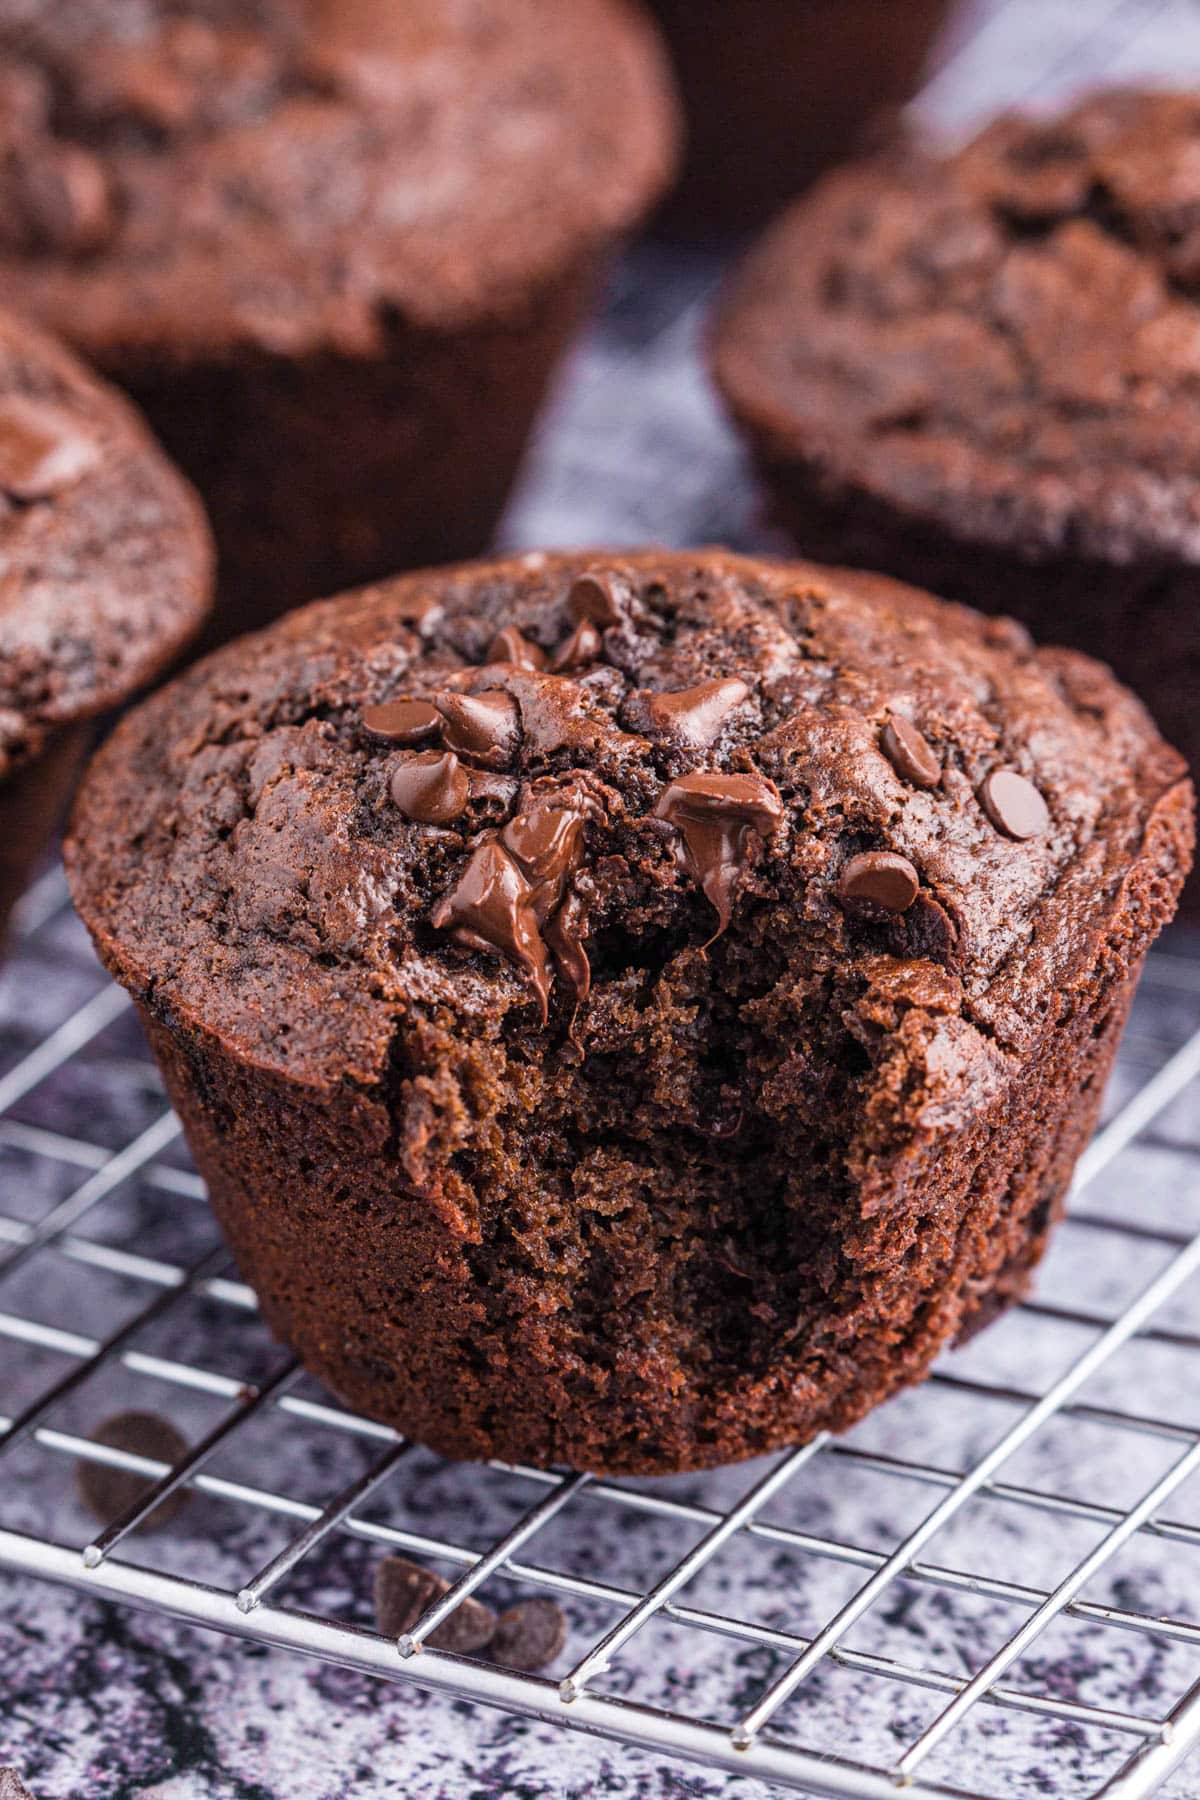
[67,549,1192,1475]
[648,0,951,234]
[0,1,678,640]
[714,89,1200,906]
[0,306,211,945]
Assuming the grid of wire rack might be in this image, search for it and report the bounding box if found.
[7,4,1200,1796]
[4,855,1200,1800]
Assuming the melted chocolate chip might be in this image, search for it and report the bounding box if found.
[544,889,591,1005]
[630,678,750,751]
[654,770,783,937]
[549,618,604,673]
[568,569,629,628]
[434,689,521,769]
[502,791,589,895]
[487,626,545,670]
[431,839,551,1019]
[75,1411,190,1532]
[980,769,1050,840]
[837,851,920,915]
[390,751,469,825]
[374,1555,497,1654]
[881,716,940,789]
[362,697,441,745]
[431,782,601,1019]
[0,395,100,499]
[489,1597,567,1672]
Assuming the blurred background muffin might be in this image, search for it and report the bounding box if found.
[713,88,1200,908]
[0,0,679,641]
[0,305,211,945]
[647,0,952,234]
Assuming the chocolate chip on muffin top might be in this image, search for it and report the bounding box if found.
[66,550,1189,1095]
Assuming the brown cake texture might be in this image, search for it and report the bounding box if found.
[714,89,1200,907]
[0,305,211,944]
[67,549,1192,1474]
[0,1,677,639]
[649,0,951,234]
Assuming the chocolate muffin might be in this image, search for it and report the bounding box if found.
[0,2,677,638]
[649,0,951,233]
[715,89,1200,910]
[66,549,1192,1474]
[0,304,211,944]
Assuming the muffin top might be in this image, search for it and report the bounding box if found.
[715,88,1200,567]
[0,305,212,779]
[0,0,678,361]
[68,549,1192,1099]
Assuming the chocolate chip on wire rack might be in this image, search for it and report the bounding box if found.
[75,1410,190,1532]
[374,1556,497,1655]
[489,1596,567,1672]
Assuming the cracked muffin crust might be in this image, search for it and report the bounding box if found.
[0,304,211,942]
[67,549,1193,1473]
[714,89,1200,906]
[0,0,678,635]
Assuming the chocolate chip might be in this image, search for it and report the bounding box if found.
[18,145,115,256]
[0,395,100,500]
[568,570,628,629]
[490,1597,567,1672]
[373,1556,496,1655]
[431,839,550,1018]
[432,781,601,1018]
[881,716,940,788]
[631,678,750,752]
[905,890,959,961]
[837,851,920,915]
[549,619,603,672]
[361,697,441,745]
[0,1769,37,1800]
[75,1411,190,1532]
[655,771,784,937]
[434,689,521,769]
[487,626,545,671]
[980,769,1050,841]
[390,751,469,825]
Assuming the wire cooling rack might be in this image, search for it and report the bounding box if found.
[7,5,1200,1797]
[3,873,1200,1800]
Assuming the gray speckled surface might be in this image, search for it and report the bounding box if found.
[5,4,1200,1796]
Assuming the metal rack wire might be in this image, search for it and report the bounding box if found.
[3,871,1200,1800]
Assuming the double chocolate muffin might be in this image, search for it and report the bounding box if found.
[67,550,1192,1474]
[649,0,951,233]
[715,89,1200,908]
[0,304,211,943]
[0,1,678,637]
